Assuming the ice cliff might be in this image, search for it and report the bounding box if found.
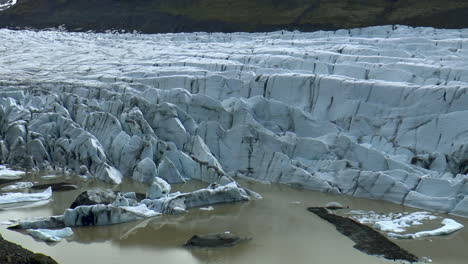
[2,25,468,216]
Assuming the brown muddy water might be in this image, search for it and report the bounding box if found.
[1,173,468,264]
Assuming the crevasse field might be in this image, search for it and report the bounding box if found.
[2,25,468,264]
[2,25,468,215]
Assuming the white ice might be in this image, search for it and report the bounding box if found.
[388,219,464,239]
[0,0,16,11]
[1,181,33,191]
[2,26,468,216]
[372,212,438,233]
[0,165,25,177]
[0,187,52,204]
[120,204,160,217]
[26,227,74,242]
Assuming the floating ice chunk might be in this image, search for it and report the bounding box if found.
[373,212,438,233]
[0,165,25,177]
[40,174,59,179]
[120,204,160,218]
[388,219,464,239]
[0,199,51,210]
[1,182,34,191]
[0,187,52,204]
[26,227,74,242]
[7,215,65,229]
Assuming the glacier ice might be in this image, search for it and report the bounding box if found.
[63,183,253,226]
[388,219,464,239]
[26,227,74,242]
[2,25,468,216]
[350,210,463,239]
[0,187,52,204]
[1,181,33,191]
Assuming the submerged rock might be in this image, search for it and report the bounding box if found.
[184,232,250,248]
[325,202,346,210]
[307,207,418,262]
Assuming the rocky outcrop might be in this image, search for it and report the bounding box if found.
[0,231,58,264]
[2,0,468,33]
[1,26,468,216]
[184,232,250,248]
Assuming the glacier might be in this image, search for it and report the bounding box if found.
[2,25,468,216]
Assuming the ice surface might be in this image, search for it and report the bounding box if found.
[388,219,464,239]
[2,26,468,215]
[120,204,160,217]
[0,0,16,11]
[1,181,33,191]
[0,165,25,177]
[26,227,74,242]
[372,212,438,233]
[0,187,52,204]
[351,210,464,239]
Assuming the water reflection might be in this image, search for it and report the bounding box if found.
[1,174,468,264]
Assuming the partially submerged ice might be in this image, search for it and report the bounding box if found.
[350,210,464,239]
[0,187,52,205]
[26,227,73,242]
[64,182,252,226]
[2,25,468,216]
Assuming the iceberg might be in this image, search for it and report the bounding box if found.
[26,227,74,242]
[1,181,33,191]
[0,187,52,204]
[0,165,25,177]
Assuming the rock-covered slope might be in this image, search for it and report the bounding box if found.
[2,0,468,33]
[2,26,468,216]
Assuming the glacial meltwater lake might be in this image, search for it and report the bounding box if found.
[1,173,468,264]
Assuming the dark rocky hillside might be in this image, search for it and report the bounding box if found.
[0,0,468,33]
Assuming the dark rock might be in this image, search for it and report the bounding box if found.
[307,207,418,263]
[184,232,250,248]
[70,189,117,209]
[325,202,347,210]
[32,182,78,192]
[2,0,468,34]
[0,231,58,264]
[135,192,146,202]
